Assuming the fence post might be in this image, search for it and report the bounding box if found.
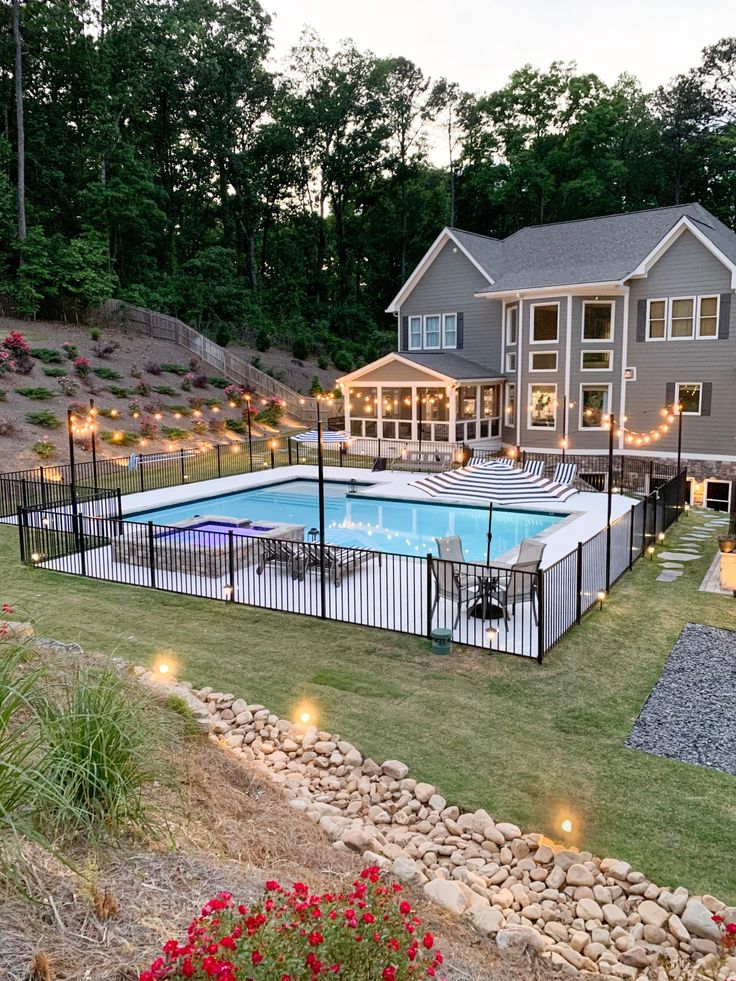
[628,504,636,571]
[78,513,87,577]
[217,443,222,479]
[536,569,545,664]
[641,493,648,557]
[179,448,185,483]
[288,439,293,465]
[426,554,434,639]
[575,541,583,624]
[21,478,28,511]
[147,521,157,588]
[116,488,124,535]
[227,530,235,601]
[139,459,145,493]
[648,459,654,494]
[17,507,26,564]
[39,466,47,509]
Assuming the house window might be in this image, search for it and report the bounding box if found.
[442,313,457,348]
[647,299,667,340]
[408,316,422,350]
[704,479,732,512]
[528,384,556,429]
[580,384,610,429]
[529,351,557,372]
[418,387,449,421]
[582,302,613,341]
[349,386,377,419]
[505,351,516,372]
[383,388,413,420]
[675,382,702,415]
[506,306,518,345]
[670,297,695,338]
[531,303,559,343]
[505,383,516,427]
[457,385,477,419]
[581,350,613,371]
[424,315,441,349]
[697,296,719,338]
[481,385,497,418]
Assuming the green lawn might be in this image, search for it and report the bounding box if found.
[1,513,734,900]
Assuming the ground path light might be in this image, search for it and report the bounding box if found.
[647,545,655,560]
[597,590,606,611]
[561,818,573,834]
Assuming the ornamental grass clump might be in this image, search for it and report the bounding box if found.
[141,867,446,981]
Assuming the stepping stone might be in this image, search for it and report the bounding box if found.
[658,551,701,562]
[656,570,683,582]
[659,562,684,569]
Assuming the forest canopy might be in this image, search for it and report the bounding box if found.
[1,2,734,370]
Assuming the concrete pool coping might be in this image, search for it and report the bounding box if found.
[118,464,637,569]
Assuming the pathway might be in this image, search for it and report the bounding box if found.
[653,510,727,582]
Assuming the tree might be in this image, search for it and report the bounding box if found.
[12,0,26,242]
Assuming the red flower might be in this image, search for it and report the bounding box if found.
[713,914,724,922]
[252,950,263,965]
[382,968,396,981]
[361,912,375,924]
[308,930,324,946]
[2,603,14,614]
[399,901,411,915]
[266,880,281,891]
[422,932,434,950]
[725,922,736,934]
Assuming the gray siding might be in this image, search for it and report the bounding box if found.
[568,295,624,451]
[399,241,503,366]
[625,230,736,458]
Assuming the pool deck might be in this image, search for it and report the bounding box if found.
[118,464,636,568]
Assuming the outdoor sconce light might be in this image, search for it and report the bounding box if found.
[597,590,606,610]
[308,527,319,542]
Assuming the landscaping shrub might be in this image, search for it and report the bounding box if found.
[207,375,228,389]
[128,399,142,418]
[161,426,190,440]
[333,348,353,372]
[90,327,100,341]
[16,386,55,400]
[131,363,142,378]
[93,366,122,380]
[135,380,151,397]
[152,384,178,397]
[292,333,310,360]
[73,356,90,378]
[191,419,207,435]
[224,383,249,404]
[0,351,16,376]
[0,390,6,402]
[57,376,78,397]
[251,355,263,370]
[309,375,323,396]
[208,418,227,435]
[167,404,192,417]
[96,406,121,419]
[144,361,163,375]
[226,418,246,434]
[216,322,233,347]
[43,366,67,377]
[317,355,329,370]
[32,437,55,457]
[255,326,272,351]
[187,396,205,410]
[161,363,188,375]
[30,347,63,364]
[204,398,220,409]
[108,385,130,398]
[139,416,159,439]
[256,397,285,427]
[99,430,139,446]
[62,342,78,360]
[140,868,445,981]
[26,410,62,429]
[183,370,208,389]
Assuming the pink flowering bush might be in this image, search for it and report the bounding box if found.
[140,867,445,981]
[3,330,33,374]
[73,356,90,378]
[62,341,79,360]
[0,350,16,376]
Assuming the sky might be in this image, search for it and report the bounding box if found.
[264,0,735,94]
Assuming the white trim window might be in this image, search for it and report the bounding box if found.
[530,302,559,343]
[408,316,422,350]
[675,382,702,415]
[528,383,557,429]
[697,295,719,338]
[646,298,667,341]
[505,350,517,373]
[505,382,516,428]
[579,383,611,429]
[506,305,518,346]
[442,313,457,348]
[669,296,696,339]
[582,301,613,342]
[529,351,558,372]
[581,350,613,371]
[424,315,441,349]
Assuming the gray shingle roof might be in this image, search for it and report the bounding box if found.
[401,351,502,379]
[445,204,736,294]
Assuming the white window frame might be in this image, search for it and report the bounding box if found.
[423,314,441,350]
[581,300,614,343]
[408,316,422,350]
[578,383,612,431]
[646,297,668,342]
[506,305,518,346]
[527,382,557,430]
[528,350,558,373]
[529,301,560,344]
[442,313,457,349]
[505,350,517,373]
[580,350,613,372]
[675,381,702,416]
[704,478,732,512]
[668,295,697,340]
[505,381,516,428]
[696,295,719,340]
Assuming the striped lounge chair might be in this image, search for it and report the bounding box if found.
[553,462,577,486]
[522,459,545,478]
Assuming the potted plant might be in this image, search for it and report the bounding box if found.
[718,512,736,553]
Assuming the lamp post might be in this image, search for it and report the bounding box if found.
[89,398,98,491]
[417,393,423,455]
[316,420,327,619]
[67,407,78,508]
[561,394,568,462]
[605,412,615,592]
[244,393,253,472]
[676,400,684,521]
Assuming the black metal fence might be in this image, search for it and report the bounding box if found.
[13,469,687,661]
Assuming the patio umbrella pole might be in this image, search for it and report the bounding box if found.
[317,420,327,619]
[486,501,493,566]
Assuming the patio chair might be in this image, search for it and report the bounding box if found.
[430,558,486,628]
[255,538,307,581]
[300,542,382,587]
[553,462,577,486]
[522,459,545,478]
[490,537,547,625]
[435,536,466,562]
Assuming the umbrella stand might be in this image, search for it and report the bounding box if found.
[486,501,494,566]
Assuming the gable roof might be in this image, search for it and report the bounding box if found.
[336,350,503,387]
[390,204,736,305]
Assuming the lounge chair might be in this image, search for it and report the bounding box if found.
[301,542,382,587]
[553,462,577,486]
[255,538,306,580]
[430,558,486,628]
[522,459,545,478]
[490,537,546,625]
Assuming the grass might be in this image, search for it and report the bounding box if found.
[0,515,734,900]
[42,366,67,378]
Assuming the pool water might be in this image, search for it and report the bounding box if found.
[128,480,564,562]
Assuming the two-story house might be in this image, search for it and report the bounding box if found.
[338,203,736,510]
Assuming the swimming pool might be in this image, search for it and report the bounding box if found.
[128,479,565,562]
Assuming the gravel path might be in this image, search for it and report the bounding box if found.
[626,622,736,775]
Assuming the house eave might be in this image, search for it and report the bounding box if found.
[474,280,626,300]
